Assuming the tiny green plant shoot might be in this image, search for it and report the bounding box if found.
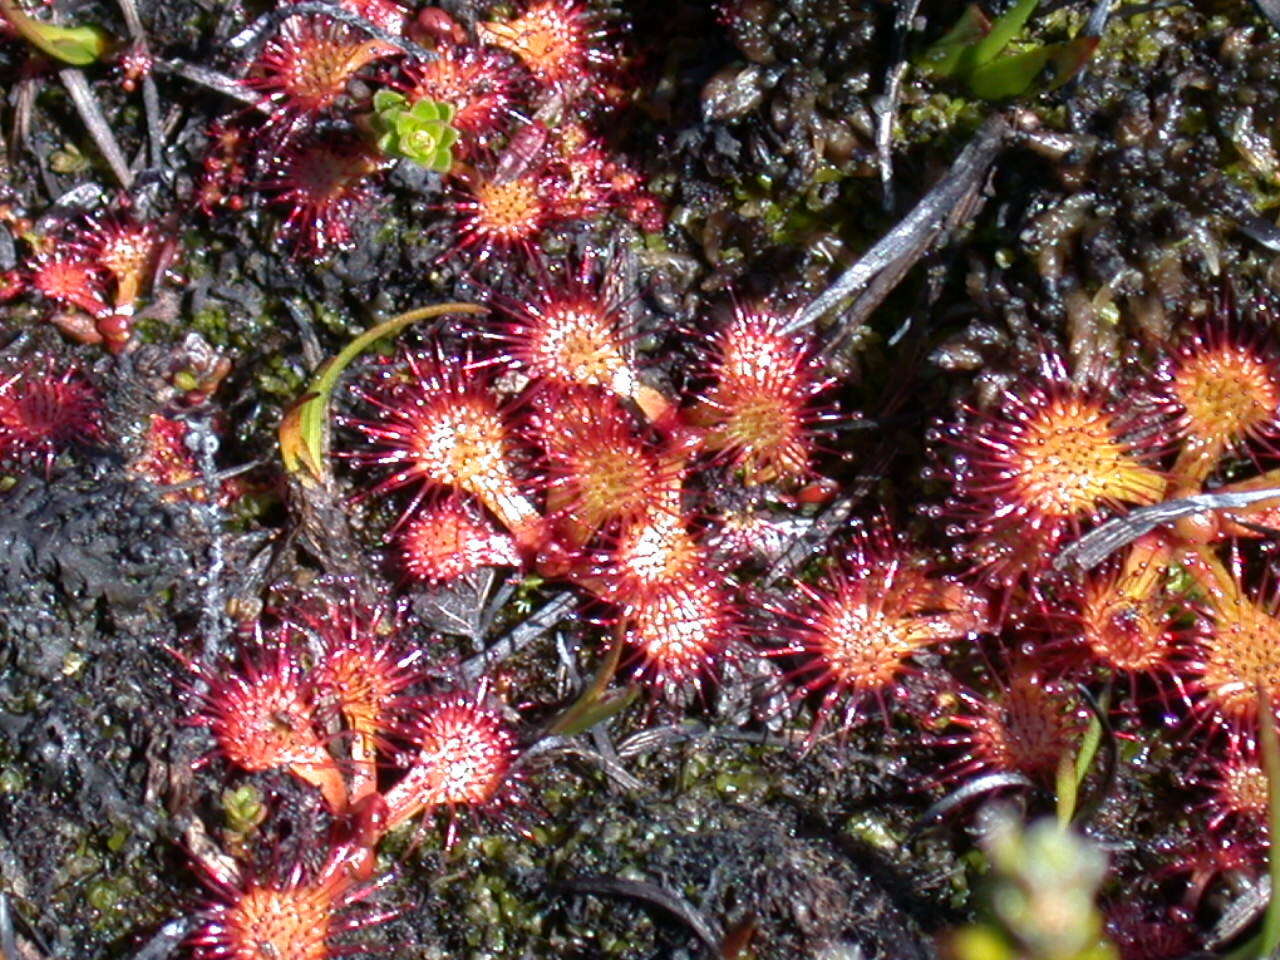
[0,0,111,65]
[917,0,1099,100]
[371,91,460,172]
[945,810,1117,960]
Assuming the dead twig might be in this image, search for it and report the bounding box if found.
[1054,486,1280,571]
[126,917,195,960]
[760,450,891,588]
[58,67,133,188]
[911,772,1034,835]
[153,59,264,109]
[1250,0,1280,30]
[786,113,1011,343]
[873,0,923,212]
[156,459,264,496]
[227,2,435,63]
[459,592,578,683]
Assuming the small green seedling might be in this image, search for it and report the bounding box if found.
[0,0,111,65]
[917,0,1098,100]
[945,809,1118,960]
[371,90,460,172]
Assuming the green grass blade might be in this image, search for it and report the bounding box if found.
[279,302,487,484]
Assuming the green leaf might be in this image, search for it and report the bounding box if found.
[545,623,634,737]
[408,98,454,124]
[917,4,990,77]
[967,46,1052,99]
[372,88,406,116]
[969,0,1040,68]
[967,36,1099,100]
[427,146,452,173]
[1260,687,1280,956]
[0,0,111,65]
[547,685,639,737]
[279,302,487,485]
[368,91,461,171]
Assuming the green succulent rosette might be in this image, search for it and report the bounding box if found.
[372,89,459,173]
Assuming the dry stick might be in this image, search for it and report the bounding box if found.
[762,495,855,588]
[459,592,578,683]
[58,67,133,188]
[0,896,15,960]
[910,771,1035,835]
[227,1,436,62]
[760,448,892,589]
[1054,486,1280,572]
[126,917,195,960]
[154,59,264,108]
[784,112,1011,340]
[1085,0,1115,38]
[873,0,923,212]
[1251,0,1280,30]
[156,459,264,496]
[113,0,162,169]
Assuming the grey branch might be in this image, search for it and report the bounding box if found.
[786,112,1012,338]
[58,68,133,188]
[1054,486,1280,571]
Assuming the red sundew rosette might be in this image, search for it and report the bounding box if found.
[246,14,398,121]
[1179,545,1280,741]
[0,357,103,473]
[1154,319,1280,489]
[482,253,671,421]
[29,253,135,349]
[447,166,552,265]
[183,645,348,815]
[684,302,834,487]
[1191,731,1270,843]
[931,658,1088,791]
[476,0,616,101]
[188,837,396,960]
[276,595,423,806]
[931,352,1169,593]
[618,569,738,702]
[1033,533,1197,703]
[79,212,160,310]
[590,506,708,607]
[345,348,546,552]
[260,133,389,257]
[397,497,522,584]
[528,386,682,552]
[766,524,989,743]
[381,690,521,847]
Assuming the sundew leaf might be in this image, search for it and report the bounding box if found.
[279,302,487,485]
[0,0,112,65]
